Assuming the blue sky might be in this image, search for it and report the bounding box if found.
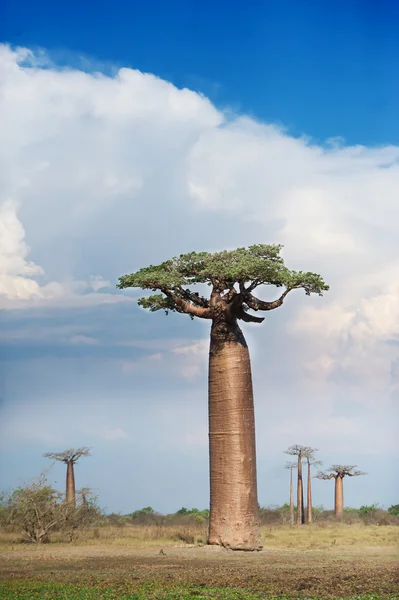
[3,0,399,144]
[0,1,398,513]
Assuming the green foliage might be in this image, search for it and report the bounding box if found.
[173,507,210,523]
[0,492,11,526]
[175,507,209,517]
[359,504,379,517]
[129,507,157,523]
[131,506,155,516]
[117,244,329,316]
[0,582,391,600]
[311,505,326,521]
[387,504,399,516]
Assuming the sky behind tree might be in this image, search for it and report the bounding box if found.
[0,1,398,513]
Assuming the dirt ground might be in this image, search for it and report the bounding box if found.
[1,544,398,598]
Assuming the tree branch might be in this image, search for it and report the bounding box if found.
[222,284,238,303]
[174,286,209,308]
[315,472,336,480]
[162,289,213,319]
[236,307,265,323]
[246,288,293,312]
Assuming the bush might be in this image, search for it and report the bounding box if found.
[359,504,379,517]
[173,530,195,544]
[1,473,102,543]
[174,508,210,520]
[6,477,71,543]
[388,504,399,516]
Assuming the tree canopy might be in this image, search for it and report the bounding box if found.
[117,245,329,321]
[284,445,314,457]
[316,465,366,480]
[43,448,91,465]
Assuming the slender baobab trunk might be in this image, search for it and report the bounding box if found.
[297,454,305,525]
[289,468,294,525]
[335,476,344,518]
[66,462,76,506]
[208,318,262,550]
[307,460,312,523]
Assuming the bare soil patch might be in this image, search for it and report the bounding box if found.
[1,544,398,598]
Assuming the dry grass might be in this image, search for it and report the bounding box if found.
[1,524,398,598]
[1,522,397,551]
[260,523,399,550]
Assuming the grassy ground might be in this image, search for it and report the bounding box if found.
[2,522,397,549]
[0,525,398,599]
[0,581,396,600]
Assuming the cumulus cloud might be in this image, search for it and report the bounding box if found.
[172,339,208,380]
[0,199,44,299]
[1,43,399,507]
[0,198,129,308]
[0,44,221,308]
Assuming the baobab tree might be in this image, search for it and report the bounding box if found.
[284,445,313,525]
[302,447,322,523]
[118,245,328,550]
[78,487,91,507]
[43,448,90,506]
[316,465,366,518]
[284,462,297,525]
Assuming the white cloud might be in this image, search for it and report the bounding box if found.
[120,339,208,380]
[97,427,129,441]
[0,44,221,308]
[0,197,129,308]
[1,42,399,482]
[69,335,99,345]
[0,199,44,299]
[172,339,208,380]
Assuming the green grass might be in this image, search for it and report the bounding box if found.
[0,582,396,600]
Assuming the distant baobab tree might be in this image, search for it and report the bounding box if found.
[77,487,92,507]
[302,447,322,523]
[316,465,366,518]
[44,448,91,506]
[284,445,314,525]
[284,462,297,525]
[118,245,328,549]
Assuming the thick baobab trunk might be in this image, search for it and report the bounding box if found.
[297,455,305,525]
[66,461,76,506]
[307,460,312,523]
[335,476,344,518]
[289,469,294,525]
[208,318,262,550]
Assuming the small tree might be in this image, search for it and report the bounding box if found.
[43,448,90,506]
[7,472,74,543]
[65,488,101,541]
[316,465,366,518]
[302,447,322,524]
[284,462,297,525]
[118,245,328,549]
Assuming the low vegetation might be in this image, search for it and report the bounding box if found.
[1,474,397,598]
[0,478,398,549]
[0,581,395,600]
